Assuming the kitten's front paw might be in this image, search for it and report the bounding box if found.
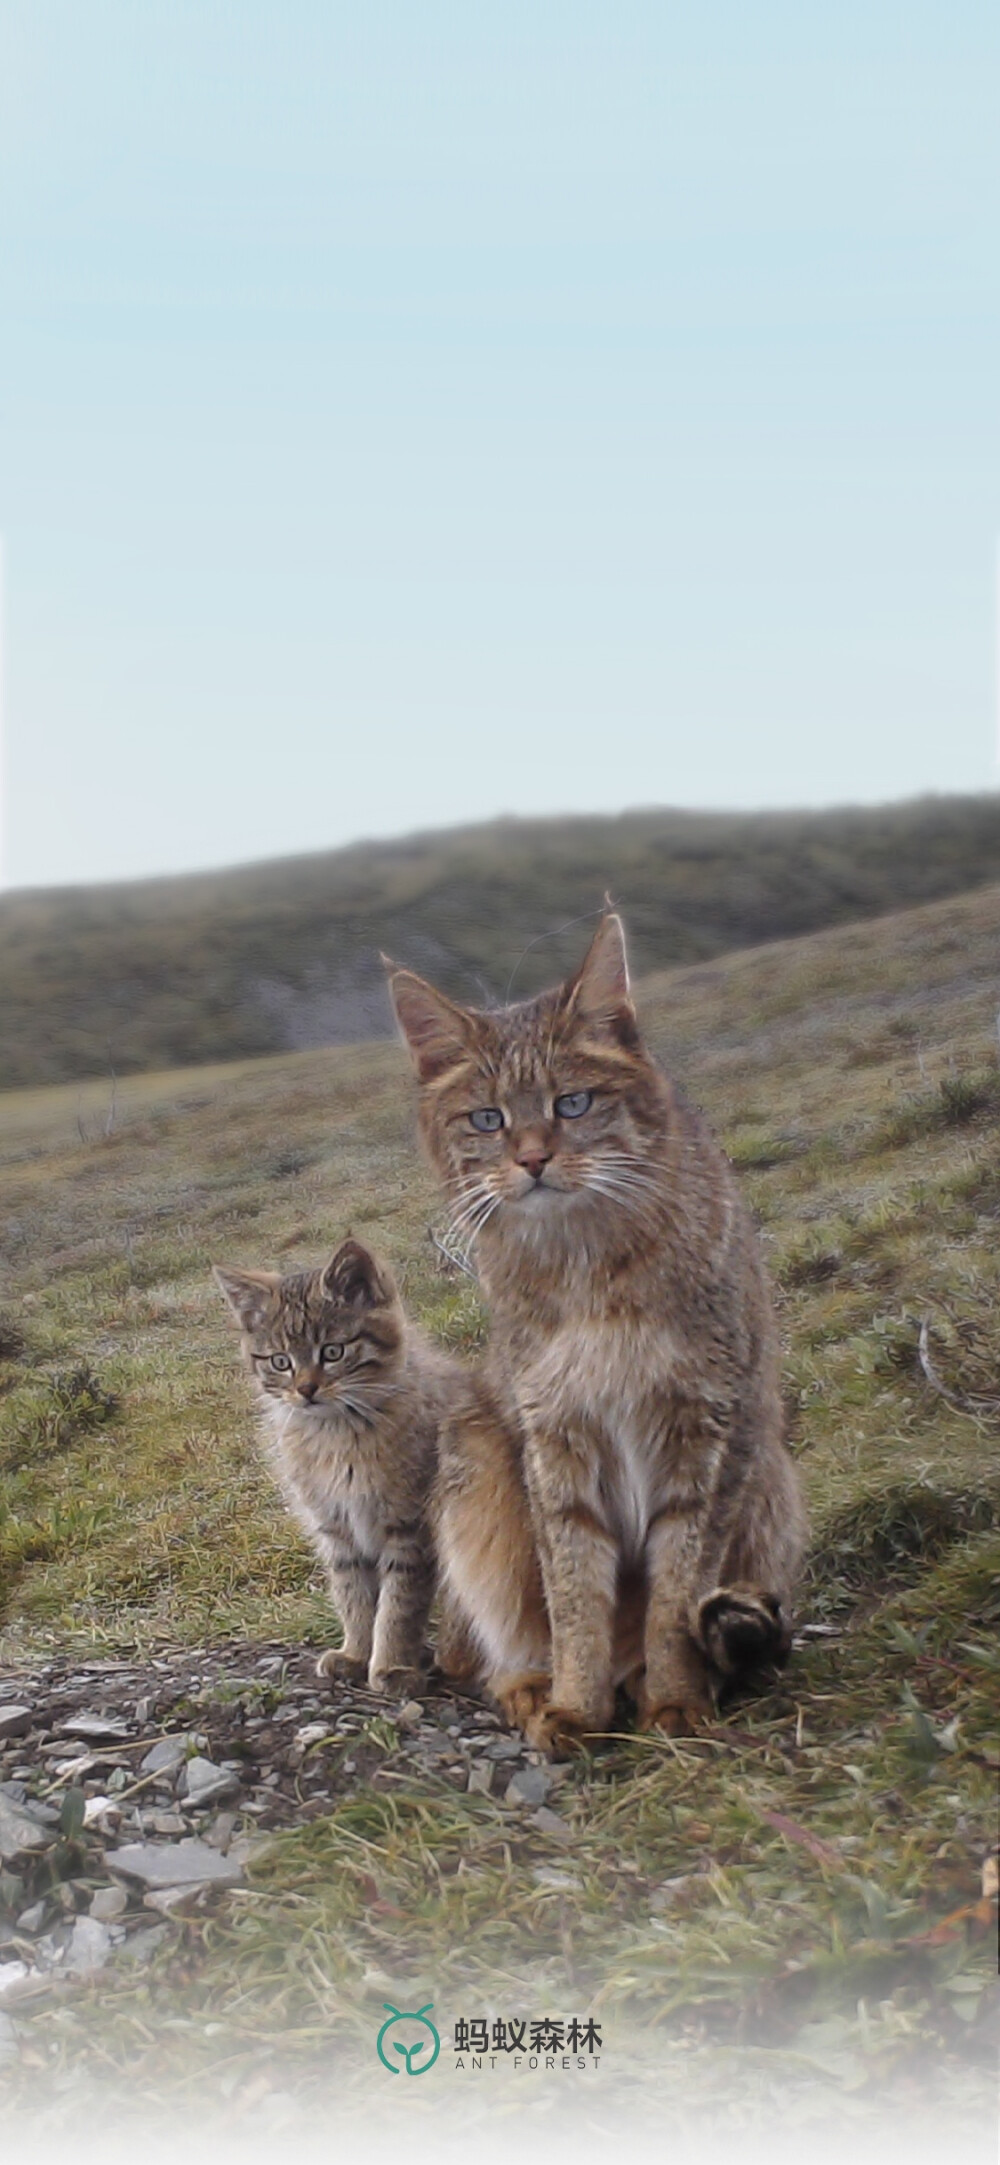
[316,1648,369,1683]
[367,1664,426,1699]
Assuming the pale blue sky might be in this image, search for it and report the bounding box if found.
[1,1,997,889]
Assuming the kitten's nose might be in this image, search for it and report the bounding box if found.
[296,1380,319,1402]
[517,1146,551,1181]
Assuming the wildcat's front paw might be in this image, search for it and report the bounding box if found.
[523,1701,612,1759]
[638,1699,710,1738]
[316,1648,369,1683]
[492,1670,552,1732]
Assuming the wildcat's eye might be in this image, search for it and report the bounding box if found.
[469,1108,504,1133]
[554,1091,594,1119]
[321,1343,345,1363]
[268,1353,293,1372]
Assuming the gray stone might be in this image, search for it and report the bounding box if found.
[142,1885,210,1917]
[118,1924,168,1963]
[13,1796,59,1828]
[181,1757,241,1808]
[107,1838,244,1890]
[0,1962,30,2003]
[228,1835,273,1871]
[205,1812,238,1852]
[527,1807,572,1841]
[411,1729,457,1760]
[466,1762,494,1797]
[482,1736,524,1761]
[59,1714,131,1744]
[0,2011,19,2066]
[0,1796,48,1862]
[140,1736,192,1778]
[0,1707,32,1742]
[63,1917,113,1974]
[83,1795,117,1828]
[505,1765,553,1807]
[531,1866,582,1890]
[15,1902,47,1935]
[89,1885,129,1923]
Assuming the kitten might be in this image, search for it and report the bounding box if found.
[213,1238,460,1694]
[386,915,807,1754]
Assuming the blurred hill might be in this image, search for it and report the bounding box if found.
[2,793,998,1088]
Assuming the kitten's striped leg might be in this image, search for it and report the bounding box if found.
[313,1530,378,1682]
[369,1522,435,1693]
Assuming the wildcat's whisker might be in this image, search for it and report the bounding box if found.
[445,1199,496,1247]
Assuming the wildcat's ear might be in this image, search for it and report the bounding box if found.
[212,1265,278,1328]
[383,961,479,1084]
[321,1239,392,1309]
[563,914,637,1043]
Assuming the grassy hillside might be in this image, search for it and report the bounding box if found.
[0,881,997,2134]
[2,791,1000,1087]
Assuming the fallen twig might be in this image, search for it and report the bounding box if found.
[427,1226,478,1281]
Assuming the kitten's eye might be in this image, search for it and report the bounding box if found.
[269,1353,293,1372]
[554,1091,594,1119]
[321,1343,345,1364]
[469,1108,504,1133]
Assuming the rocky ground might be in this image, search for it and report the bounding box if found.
[0,1644,568,2026]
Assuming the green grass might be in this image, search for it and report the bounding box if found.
[0,879,997,2129]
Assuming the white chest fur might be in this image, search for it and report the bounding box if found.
[515,1316,682,1561]
[262,1403,388,1561]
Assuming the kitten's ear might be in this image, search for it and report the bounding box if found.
[321,1239,391,1309]
[563,914,637,1043]
[383,960,479,1084]
[212,1265,278,1329]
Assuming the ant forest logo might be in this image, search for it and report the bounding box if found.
[376,2004,603,2077]
[375,2002,442,2077]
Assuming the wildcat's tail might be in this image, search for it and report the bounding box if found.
[695,1582,792,1687]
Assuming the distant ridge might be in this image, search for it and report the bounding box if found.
[2,794,998,1089]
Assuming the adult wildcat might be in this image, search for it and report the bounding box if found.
[387,915,807,1754]
[214,1237,461,1694]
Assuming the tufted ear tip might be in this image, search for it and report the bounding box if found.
[387,967,478,1083]
[569,911,631,1005]
[321,1237,392,1308]
[212,1263,278,1325]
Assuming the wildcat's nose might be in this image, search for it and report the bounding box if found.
[296,1380,319,1402]
[517,1146,551,1181]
